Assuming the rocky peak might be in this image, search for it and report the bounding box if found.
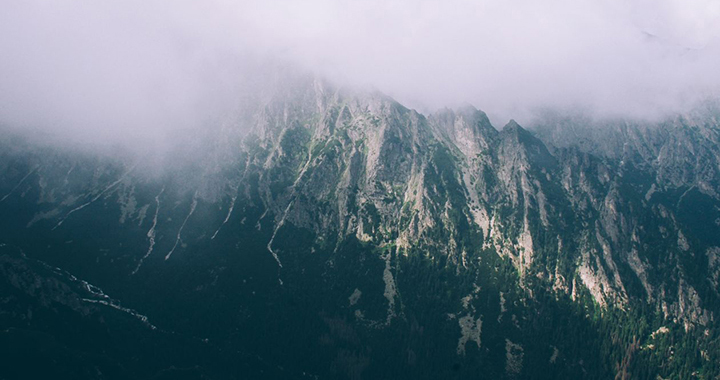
[501,119,522,133]
[498,119,556,171]
[430,105,497,158]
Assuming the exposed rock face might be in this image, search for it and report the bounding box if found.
[1,77,719,379]
[532,108,720,326]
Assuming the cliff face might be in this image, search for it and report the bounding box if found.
[1,79,719,379]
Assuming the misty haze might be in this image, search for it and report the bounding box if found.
[1,1,720,379]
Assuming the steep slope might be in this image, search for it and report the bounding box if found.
[1,79,719,379]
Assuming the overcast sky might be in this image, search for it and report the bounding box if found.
[1,0,720,145]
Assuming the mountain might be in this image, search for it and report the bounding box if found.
[1,77,719,379]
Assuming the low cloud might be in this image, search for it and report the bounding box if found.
[1,0,719,146]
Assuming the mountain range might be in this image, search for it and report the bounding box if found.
[1,75,719,379]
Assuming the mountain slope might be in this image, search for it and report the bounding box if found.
[1,79,719,379]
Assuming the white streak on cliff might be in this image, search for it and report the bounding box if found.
[165,191,197,261]
[132,186,164,274]
[267,150,314,268]
[82,299,157,330]
[0,164,39,203]
[53,163,137,230]
[211,195,236,240]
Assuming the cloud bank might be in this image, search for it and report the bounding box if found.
[1,0,720,145]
